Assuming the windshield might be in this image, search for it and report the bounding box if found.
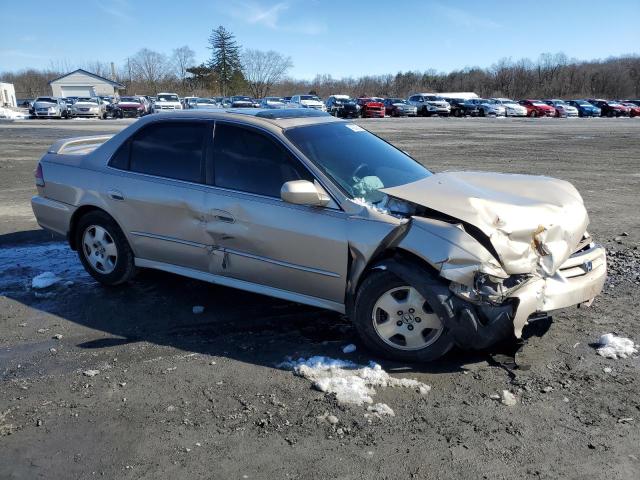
[36,97,57,103]
[503,100,517,105]
[285,122,431,203]
[196,98,215,104]
[532,102,547,106]
[389,99,406,104]
[157,94,179,102]
[300,95,321,101]
[119,97,139,103]
[77,97,98,103]
[425,96,444,101]
[265,97,285,102]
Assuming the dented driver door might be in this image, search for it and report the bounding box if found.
[203,122,349,306]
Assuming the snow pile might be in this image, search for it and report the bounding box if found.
[596,334,637,359]
[280,356,430,407]
[0,107,29,119]
[367,403,395,417]
[31,272,61,289]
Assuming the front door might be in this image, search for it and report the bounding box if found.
[204,122,348,305]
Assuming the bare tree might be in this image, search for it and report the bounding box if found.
[130,48,169,92]
[172,46,196,84]
[241,49,293,98]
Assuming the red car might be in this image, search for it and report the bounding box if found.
[357,97,385,118]
[518,99,557,117]
[620,102,640,117]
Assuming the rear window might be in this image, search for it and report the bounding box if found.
[125,122,206,183]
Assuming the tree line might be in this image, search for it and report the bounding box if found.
[2,26,639,100]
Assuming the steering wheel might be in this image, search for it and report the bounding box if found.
[352,163,370,180]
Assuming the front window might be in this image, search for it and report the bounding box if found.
[77,97,98,104]
[196,98,215,104]
[532,101,547,106]
[299,95,321,101]
[285,122,431,203]
[119,97,140,103]
[157,94,179,102]
[35,97,56,103]
[390,99,407,104]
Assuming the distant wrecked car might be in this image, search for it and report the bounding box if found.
[30,97,70,119]
[519,99,556,117]
[543,99,579,117]
[72,97,107,119]
[325,95,359,118]
[356,97,385,118]
[31,109,606,362]
[566,100,601,117]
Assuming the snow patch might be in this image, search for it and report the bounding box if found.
[279,356,431,408]
[366,403,395,417]
[0,242,89,294]
[31,272,61,289]
[342,344,356,354]
[596,334,637,359]
[0,107,29,120]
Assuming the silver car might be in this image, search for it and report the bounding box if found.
[407,94,451,116]
[31,97,69,119]
[31,109,606,362]
[468,98,506,117]
[72,97,107,119]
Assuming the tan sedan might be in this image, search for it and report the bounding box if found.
[31,109,606,362]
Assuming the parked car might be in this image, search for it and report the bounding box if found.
[618,101,640,117]
[624,99,640,107]
[290,94,327,111]
[587,99,629,117]
[113,96,147,118]
[260,97,288,109]
[444,98,480,117]
[30,97,70,119]
[466,98,506,117]
[356,97,385,118]
[566,100,601,117]
[542,99,579,117]
[383,98,418,117]
[18,98,34,108]
[189,98,220,110]
[488,98,528,117]
[60,98,76,117]
[153,93,182,112]
[30,109,607,362]
[407,94,451,116]
[229,96,255,108]
[72,97,107,119]
[325,95,359,118]
[183,96,198,109]
[518,99,556,117]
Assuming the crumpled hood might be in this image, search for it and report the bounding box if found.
[381,171,589,276]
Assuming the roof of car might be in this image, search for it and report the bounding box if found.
[136,108,341,130]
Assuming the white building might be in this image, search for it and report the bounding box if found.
[49,69,125,98]
[0,82,17,107]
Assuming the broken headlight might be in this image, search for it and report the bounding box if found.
[450,273,530,304]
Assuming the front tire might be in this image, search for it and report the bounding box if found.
[75,211,136,286]
[353,271,454,362]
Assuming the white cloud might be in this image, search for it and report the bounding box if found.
[227,1,326,35]
[95,0,132,22]
[433,2,501,29]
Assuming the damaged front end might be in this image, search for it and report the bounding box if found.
[361,171,608,350]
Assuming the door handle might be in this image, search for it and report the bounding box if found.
[210,209,235,223]
[108,189,124,201]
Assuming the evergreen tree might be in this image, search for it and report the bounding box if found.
[208,26,242,96]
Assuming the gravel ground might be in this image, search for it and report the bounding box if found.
[0,117,639,480]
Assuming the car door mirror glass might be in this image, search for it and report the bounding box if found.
[281,180,330,207]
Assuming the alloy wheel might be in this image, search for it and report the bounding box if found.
[82,225,118,274]
[372,286,443,351]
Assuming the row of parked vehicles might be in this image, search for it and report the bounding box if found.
[26,92,640,120]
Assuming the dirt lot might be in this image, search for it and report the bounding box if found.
[1,117,639,480]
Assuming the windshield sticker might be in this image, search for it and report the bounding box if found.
[346,124,365,132]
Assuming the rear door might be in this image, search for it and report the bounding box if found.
[105,120,219,272]
[203,122,349,305]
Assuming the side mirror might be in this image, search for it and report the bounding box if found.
[281,180,330,207]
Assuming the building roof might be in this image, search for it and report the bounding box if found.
[48,69,125,88]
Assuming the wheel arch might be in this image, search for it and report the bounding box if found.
[68,205,125,251]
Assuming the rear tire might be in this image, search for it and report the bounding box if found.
[75,211,136,286]
[353,270,454,362]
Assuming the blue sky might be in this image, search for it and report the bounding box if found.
[1,0,638,79]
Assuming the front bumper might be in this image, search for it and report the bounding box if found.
[510,243,607,337]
